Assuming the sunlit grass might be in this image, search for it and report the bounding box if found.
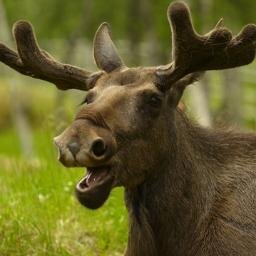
[0,129,127,256]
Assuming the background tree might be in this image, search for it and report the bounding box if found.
[0,0,34,158]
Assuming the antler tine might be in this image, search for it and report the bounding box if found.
[156,1,256,91]
[0,21,102,90]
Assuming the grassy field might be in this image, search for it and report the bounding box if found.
[0,128,127,256]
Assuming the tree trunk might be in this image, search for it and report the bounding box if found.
[186,0,213,127]
[188,78,212,126]
[0,0,35,158]
[126,0,143,66]
[54,0,93,132]
[220,69,242,126]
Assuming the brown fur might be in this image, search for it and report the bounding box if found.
[124,110,256,255]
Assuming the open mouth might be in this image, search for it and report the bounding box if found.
[75,166,114,209]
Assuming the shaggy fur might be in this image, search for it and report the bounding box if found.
[125,110,256,255]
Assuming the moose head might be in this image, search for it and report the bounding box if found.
[1,2,256,211]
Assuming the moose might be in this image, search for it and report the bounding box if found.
[1,1,256,255]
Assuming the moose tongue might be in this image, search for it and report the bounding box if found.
[75,167,114,209]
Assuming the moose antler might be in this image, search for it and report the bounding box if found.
[0,21,102,90]
[156,1,256,90]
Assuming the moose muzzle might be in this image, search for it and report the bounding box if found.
[53,119,116,168]
[53,119,117,209]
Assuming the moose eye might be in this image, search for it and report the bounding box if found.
[138,91,163,119]
[148,93,162,108]
[81,92,95,105]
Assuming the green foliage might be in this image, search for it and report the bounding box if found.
[3,0,256,63]
[3,0,256,38]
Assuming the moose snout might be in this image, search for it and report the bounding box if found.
[67,141,81,157]
[66,138,107,159]
[53,127,116,167]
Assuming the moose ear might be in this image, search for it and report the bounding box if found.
[93,23,125,73]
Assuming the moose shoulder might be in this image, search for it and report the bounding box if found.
[1,1,256,256]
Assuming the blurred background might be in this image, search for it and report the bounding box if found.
[0,0,256,255]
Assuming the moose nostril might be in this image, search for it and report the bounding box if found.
[91,138,107,157]
[67,141,81,157]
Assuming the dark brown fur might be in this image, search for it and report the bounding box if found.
[125,110,256,255]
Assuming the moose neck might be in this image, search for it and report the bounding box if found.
[125,110,218,256]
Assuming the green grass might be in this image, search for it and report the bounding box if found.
[0,129,127,256]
